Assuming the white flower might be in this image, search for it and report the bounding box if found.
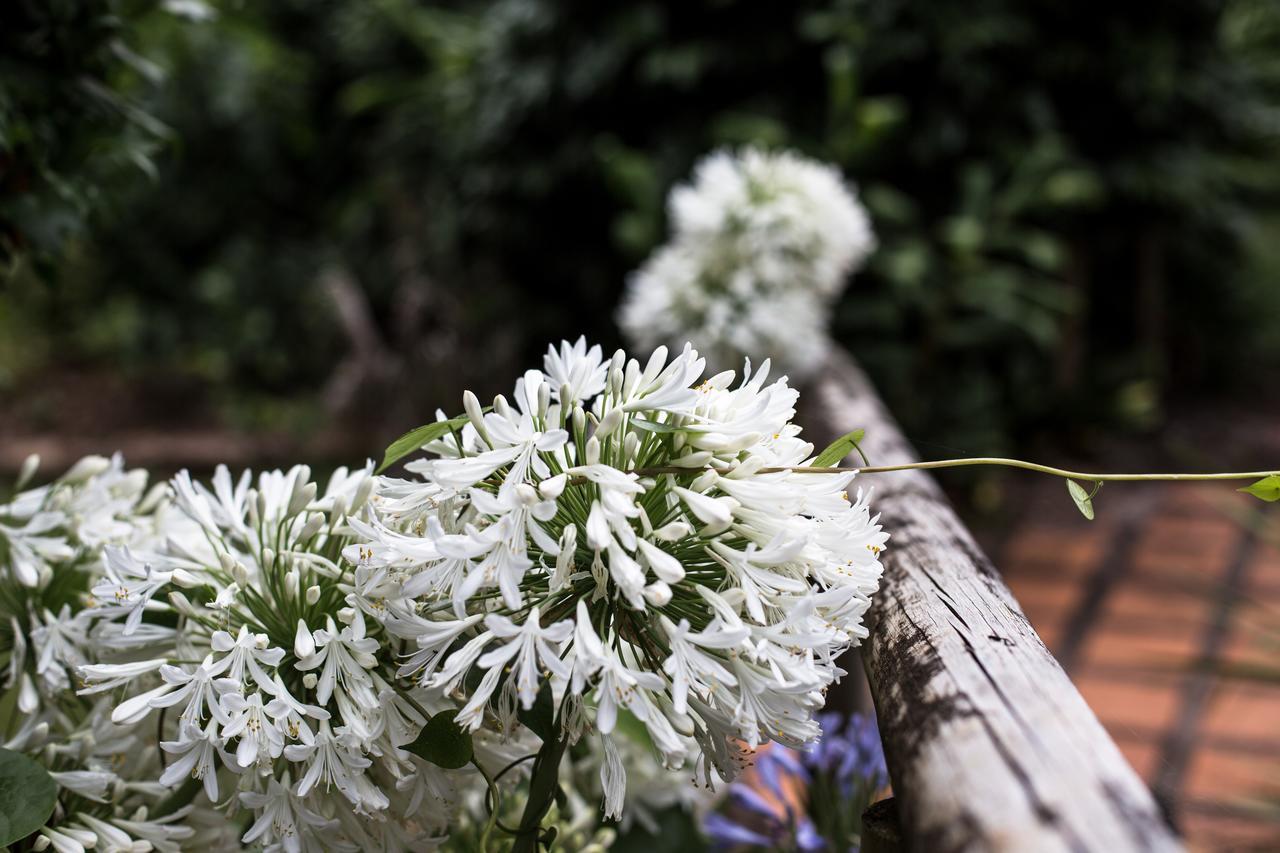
[284,720,371,804]
[31,606,91,692]
[600,735,626,820]
[294,614,377,706]
[456,607,572,728]
[160,719,223,801]
[147,660,233,727]
[544,336,608,408]
[240,775,337,852]
[77,659,168,695]
[0,511,71,587]
[350,339,887,811]
[90,546,174,634]
[207,625,286,692]
[619,147,875,377]
[50,770,116,802]
[221,690,288,768]
[660,615,748,715]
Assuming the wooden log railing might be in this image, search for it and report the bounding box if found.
[808,350,1183,853]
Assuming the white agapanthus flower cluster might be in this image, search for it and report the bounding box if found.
[353,337,886,807]
[76,460,493,851]
[619,148,875,378]
[6,338,884,850]
[0,454,233,853]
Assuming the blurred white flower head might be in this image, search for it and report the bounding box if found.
[619,147,875,378]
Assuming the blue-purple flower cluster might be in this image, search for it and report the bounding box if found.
[703,713,887,852]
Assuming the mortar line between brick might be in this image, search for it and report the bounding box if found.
[1151,525,1256,829]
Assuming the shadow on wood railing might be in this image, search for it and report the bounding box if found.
[805,350,1183,853]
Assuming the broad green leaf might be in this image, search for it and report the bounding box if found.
[1067,479,1095,521]
[1240,475,1280,503]
[813,429,868,468]
[517,681,556,741]
[378,414,470,473]
[406,709,473,770]
[0,747,57,846]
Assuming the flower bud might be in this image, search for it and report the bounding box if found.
[572,406,586,436]
[247,489,262,527]
[289,481,317,518]
[232,561,250,587]
[168,591,197,617]
[60,454,110,484]
[328,495,347,526]
[262,548,276,569]
[623,432,639,464]
[667,708,695,737]
[464,390,491,447]
[299,513,324,541]
[643,581,672,607]
[15,453,39,490]
[294,620,316,659]
[284,569,300,600]
[171,569,202,589]
[218,551,237,573]
[538,474,567,500]
[350,476,374,515]
[515,483,539,506]
[537,380,551,419]
[18,673,38,714]
[305,585,321,605]
[585,436,601,466]
[596,408,623,439]
[302,673,318,690]
[137,482,168,514]
[32,834,50,852]
[337,607,355,624]
[690,469,718,493]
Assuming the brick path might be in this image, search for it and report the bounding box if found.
[996,481,1280,851]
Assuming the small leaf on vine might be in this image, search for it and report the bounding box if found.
[1067,479,1096,520]
[1240,475,1280,502]
[813,428,868,468]
[406,709,474,769]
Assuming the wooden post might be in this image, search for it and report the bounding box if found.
[809,350,1184,853]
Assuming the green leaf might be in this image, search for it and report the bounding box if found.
[517,680,556,741]
[0,747,57,846]
[378,414,470,473]
[1240,474,1280,502]
[1067,479,1095,520]
[406,709,473,770]
[630,418,681,434]
[813,429,868,468]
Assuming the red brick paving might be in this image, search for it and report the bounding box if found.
[998,483,1280,850]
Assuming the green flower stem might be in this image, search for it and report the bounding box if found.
[475,760,502,852]
[631,459,1278,483]
[511,726,569,853]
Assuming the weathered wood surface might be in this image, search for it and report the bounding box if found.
[810,350,1183,853]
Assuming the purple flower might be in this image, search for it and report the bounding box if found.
[702,712,887,851]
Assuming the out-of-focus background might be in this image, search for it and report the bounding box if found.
[4,1,1280,848]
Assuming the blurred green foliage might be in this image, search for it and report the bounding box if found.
[2,0,1279,451]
